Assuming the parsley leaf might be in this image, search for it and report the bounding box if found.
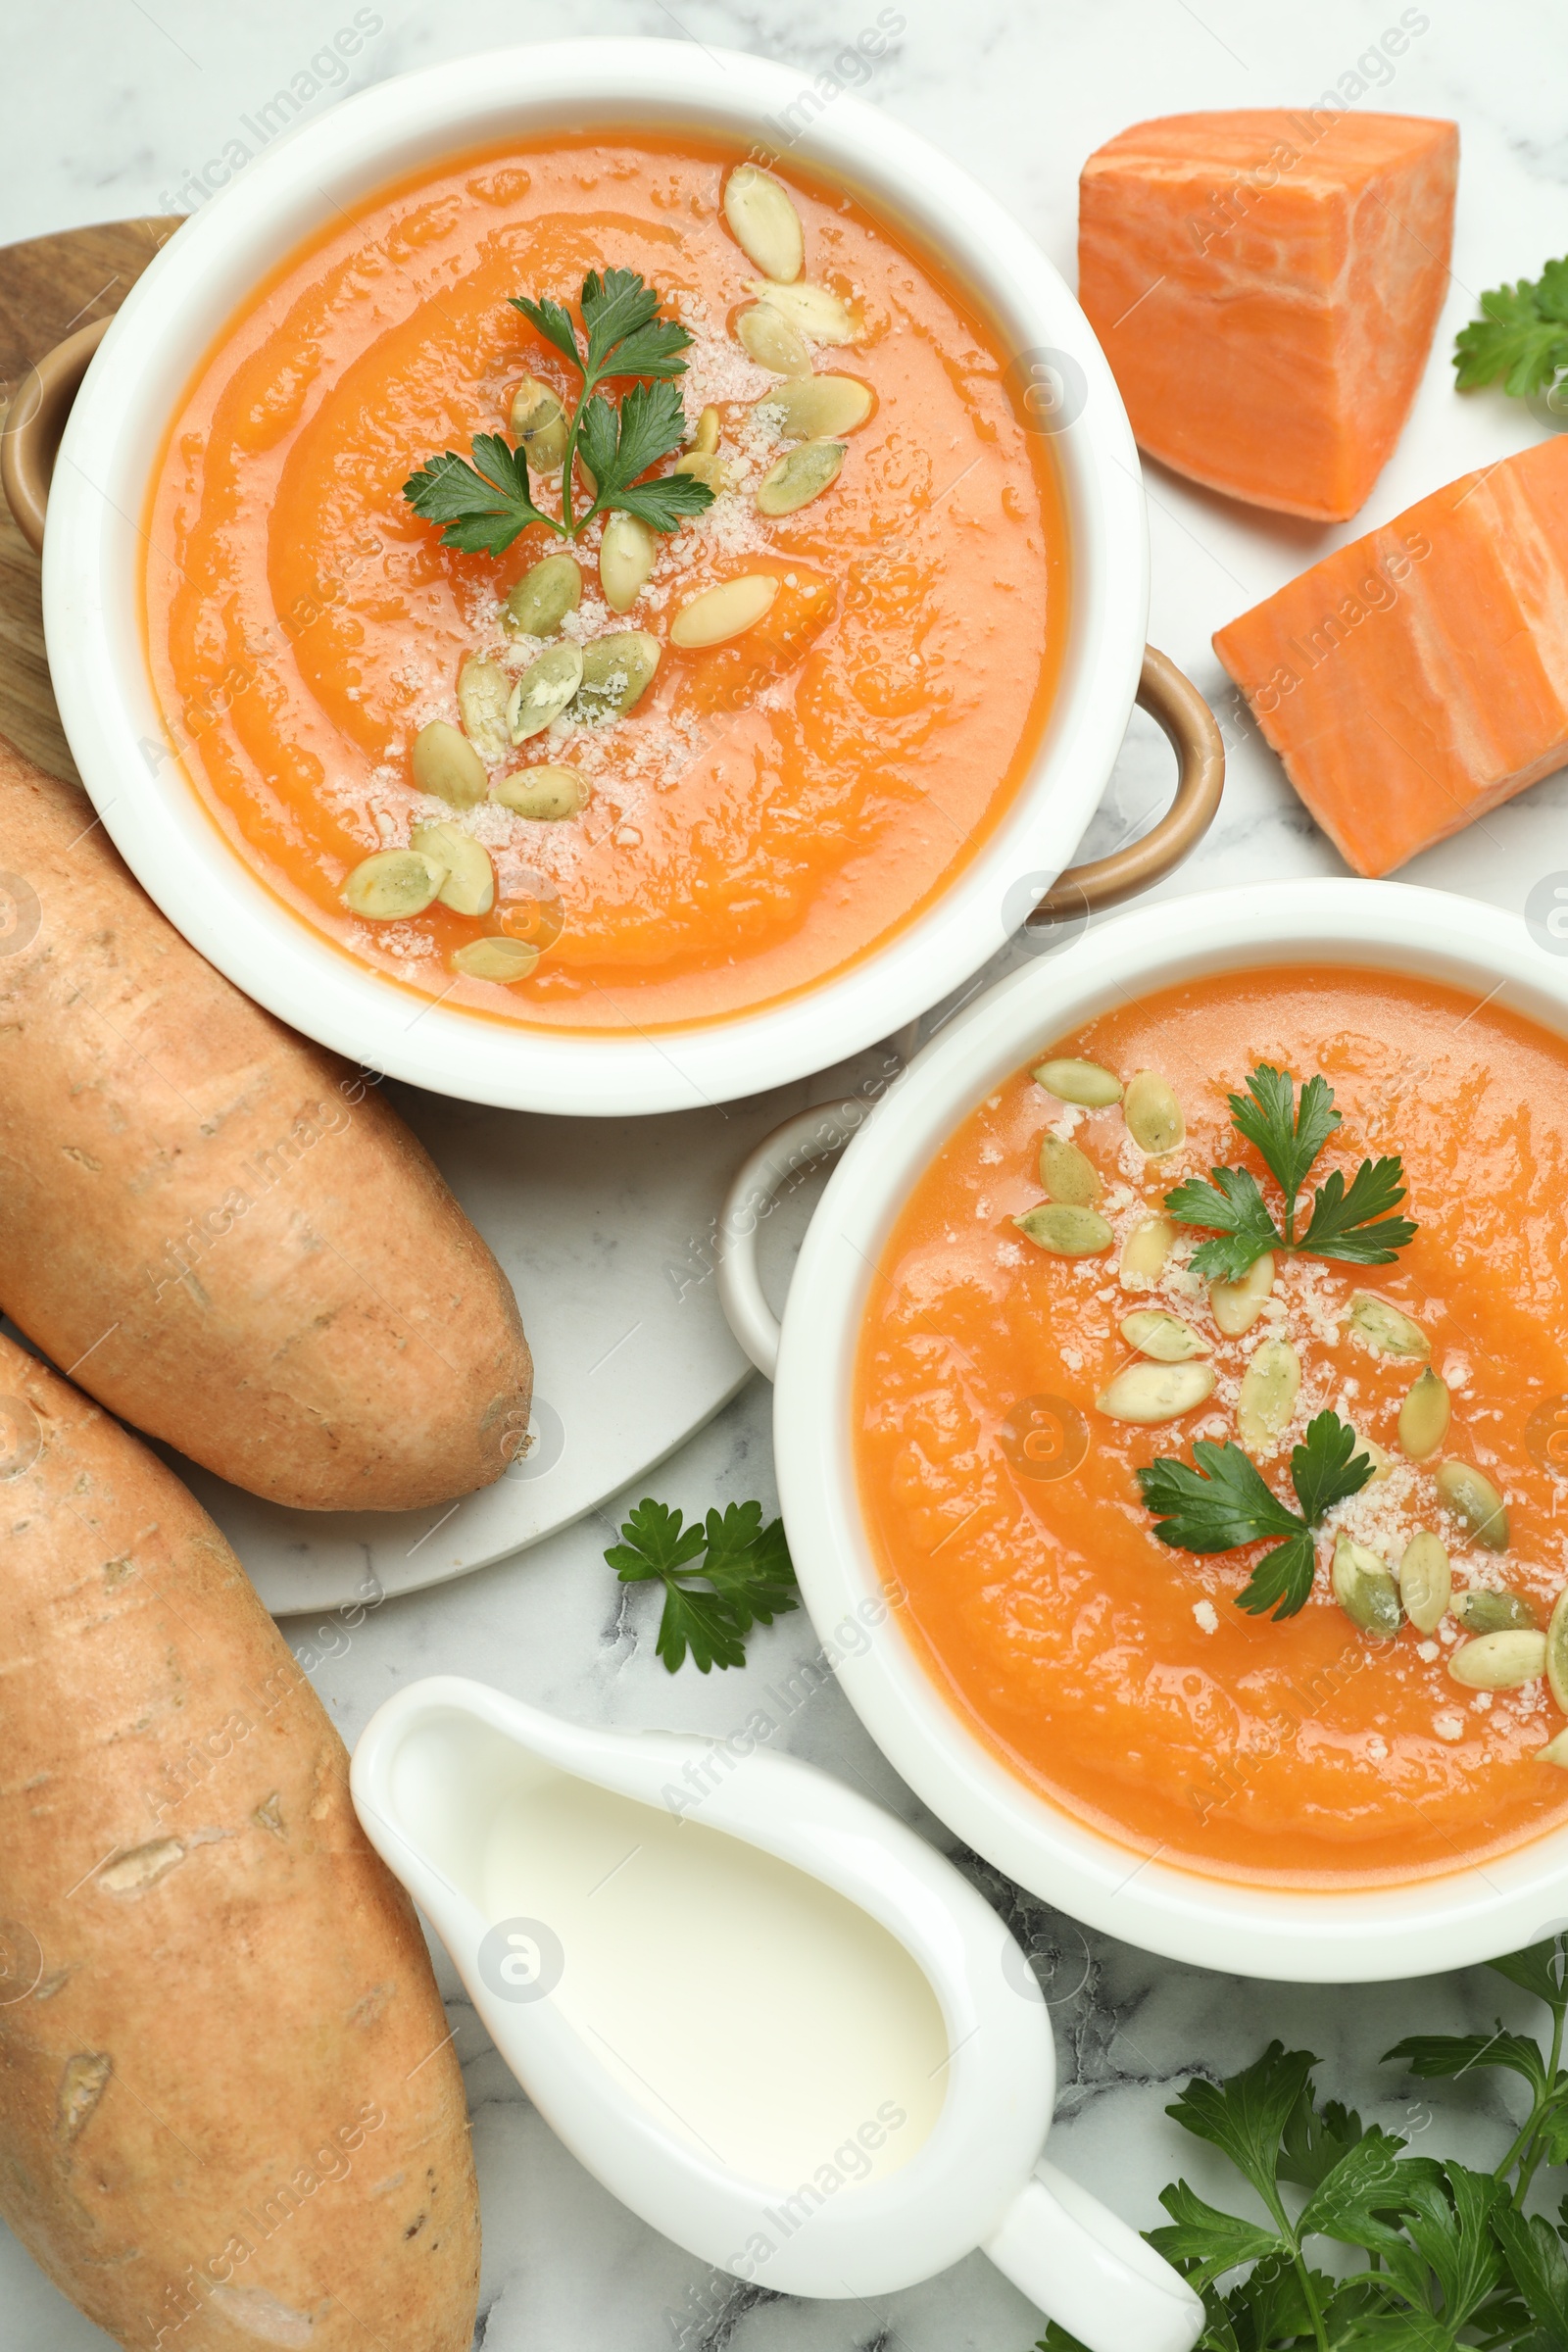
[605,1495,799,1674]
[1493,2206,1568,2351]
[1138,1440,1302,1554]
[1138,1411,1373,1623]
[1454,258,1568,396]
[1162,1165,1281,1283]
[402,435,553,558]
[1228,1063,1341,1233]
[574,378,712,529]
[1165,1063,1417,1282]
[1167,2042,1317,2205]
[1384,2028,1551,2103]
[1296,1156,1417,1265]
[1147,2180,1286,2289]
[408,267,713,554]
[1289,1409,1376,1525]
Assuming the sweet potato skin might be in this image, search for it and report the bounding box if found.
[0,736,531,1509]
[0,1335,479,2350]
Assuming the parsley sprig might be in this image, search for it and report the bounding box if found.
[605,1496,799,1674]
[1038,1935,1568,2352]
[402,267,715,558]
[1137,1409,1374,1620]
[1454,256,1568,398]
[1165,1064,1417,1284]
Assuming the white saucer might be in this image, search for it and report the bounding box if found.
[159,1057,887,1617]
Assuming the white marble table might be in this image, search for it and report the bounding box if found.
[7,3,1568,2345]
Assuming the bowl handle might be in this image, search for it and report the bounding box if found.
[717,1099,865,1379]
[1,316,113,556]
[982,2158,1203,2352]
[1040,645,1224,920]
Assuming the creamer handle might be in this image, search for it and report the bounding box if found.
[981,2158,1204,2352]
[715,1100,866,1380]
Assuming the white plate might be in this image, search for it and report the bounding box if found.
[153,1058,885,1616]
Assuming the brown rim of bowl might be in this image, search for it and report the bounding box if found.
[1,316,113,557]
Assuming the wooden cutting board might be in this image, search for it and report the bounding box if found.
[0,217,179,780]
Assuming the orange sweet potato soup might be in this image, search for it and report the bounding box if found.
[144,133,1066,1031]
[855,967,1568,1886]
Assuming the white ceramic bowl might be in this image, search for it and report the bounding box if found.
[41,37,1158,1115]
[721,878,1568,1982]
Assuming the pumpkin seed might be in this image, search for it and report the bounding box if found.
[412,720,487,809]
[736,302,813,377]
[1348,1293,1429,1358]
[1209,1250,1275,1337]
[748,278,861,345]
[409,821,494,916]
[570,630,662,720]
[504,553,582,640]
[760,373,873,440]
[1435,1459,1509,1552]
[1120,1309,1208,1363]
[1398,1367,1450,1461]
[509,641,585,742]
[1333,1535,1402,1636]
[1538,1727,1568,1768]
[724,165,805,283]
[670,573,779,648]
[341,848,445,921]
[673,450,737,492]
[1238,1339,1300,1455]
[1546,1586,1568,1713]
[451,936,540,984]
[1398,1530,1451,1634]
[491,765,587,821]
[1120,1215,1175,1284]
[756,438,846,517]
[600,512,656,612]
[1454,1586,1538,1635]
[1123,1069,1185,1155]
[1354,1433,1394,1484]
[1448,1629,1548,1690]
[1038,1133,1101,1205]
[456,656,512,766]
[1097,1359,1215,1425]
[1033,1058,1122,1107]
[1014,1203,1112,1256]
[509,376,569,472]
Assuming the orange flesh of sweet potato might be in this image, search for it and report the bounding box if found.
[0,736,532,1511]
[1078,109,1458,520]
[0,1334,479,2349]
[1212,435,1568,876]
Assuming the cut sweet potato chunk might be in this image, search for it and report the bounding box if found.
[1078,108,1458,520]
[1213,436,1568,875]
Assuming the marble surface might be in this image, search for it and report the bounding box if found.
[8,2,1568,2346]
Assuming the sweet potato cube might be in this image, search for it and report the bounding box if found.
[1078,109,1458,520]
[1213,436,1568,876]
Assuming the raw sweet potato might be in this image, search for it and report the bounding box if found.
[0,736,531,1510]
[0,1333,478,2349]
[1078,108,1457,520]
[1213,435,1568,875]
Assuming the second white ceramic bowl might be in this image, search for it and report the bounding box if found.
[41,38,1157,1114]
[723,879,1568,1982]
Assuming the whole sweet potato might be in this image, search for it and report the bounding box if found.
[0,1334,479,2350]
[0,736,530,1509]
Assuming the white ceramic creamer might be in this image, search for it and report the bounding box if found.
[351,1678,1202,2351]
